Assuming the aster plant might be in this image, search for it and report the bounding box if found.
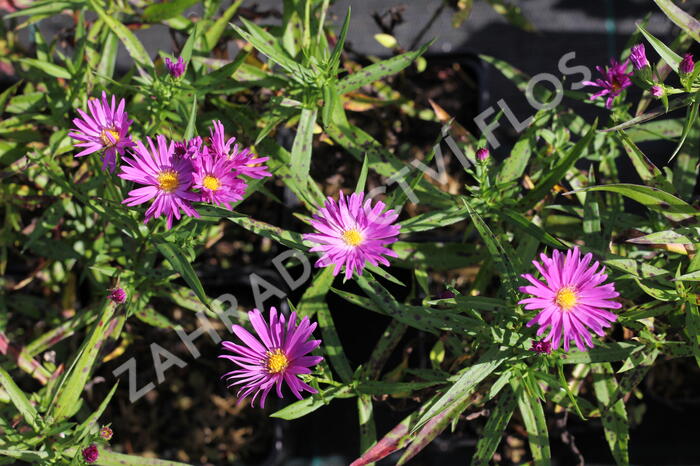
[219,307,323,407]
[5,1,700,465]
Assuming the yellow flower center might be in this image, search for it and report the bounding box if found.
[555,286,578,311]
[341,229,363,247]
[266,349,289,374]
[157,170,179,192]
[100,128,120,147]
[202,175,220,191]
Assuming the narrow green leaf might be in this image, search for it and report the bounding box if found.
[19,58,71,79]
[669,99,699,162]
[203,0,244,52]
[337,40,433,94]
[154,240,209,308]
[143,0,199,22]
[520,124,596,209]
[90,0,154,69]
[183,95,198,140]
[0,367,42,432]
[515,378,551,466]
[569,183,697,222]
[592,363,629,466]
[500,209,565,248]
[472,385,517,465]
[357,395,377,462]
[637,23,682,72]
[653,0,700,42]
[414,346,507,430]
[270,385,354,420]
[49,300,116,422]
[355,153,370,194]
[290,107,318,181]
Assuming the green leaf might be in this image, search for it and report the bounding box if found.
[462,199,519,296]
[154,240,209,308]
[290,108,318,181]
[357,395,377,461]
[562,342,642,364]
[76,382,118,438]
[143,0,199,22]
[569,183,697,222]
[617,131,675,192]
[592,363,629,466]
[199,206,307,250]
[19,58,71,79]
[96,450,191,465]
[653,0,700,42]
[669,99,699,162]
[270,385,354,420]
[89,0,154,70]
[232,18,312,80]
[399,206,468,233]
[515,378,551,466]
[519,123,596,210]
[500,209,565,249]
[183,95,197,140]
[355,153,370,194]
[472,385,516,465]
[637,23,682,72]
[49,300,117,422]
[203,0,244,52]
[602,97,690,132]
[413,346,507,431]
[329,7,351,74]
[496,137,531,184]
[0,367,42,432]
[96,30,119,84]
[337,40,433,94]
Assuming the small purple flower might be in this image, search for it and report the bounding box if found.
[680,53,695,74]
[476,147,489,162]
[68,91,135,171]
[303,191,401,280]
[192,148,248,209]
[119,135,200,229]
[108,287,126,304]
[518,247,621,352]
[629,44,648,69]
[582,58,632,109]
[650,85,663,98]
[173,136,202,159]
[220,307,323,408]
[530,340,552,354]
[438,290,455,299]
[82,444,99,464]
[165,56,186,78]
[99,426,113,440]
[209,120,271,179]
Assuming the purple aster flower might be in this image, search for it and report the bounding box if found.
[69,91,134,171]
[108,287,126,304]
[173,136,202,159]
[209,120,271,179]
[193,148,248,209]
[220,307,323,408]
[680,53,695,74]
[650,85,664,98]
[99,426,113,440]
[518,247,621,352]
[119,135,200,229]
[530,339,552,354]
[165,56,186,78]
[476,147,489,162]
[629,44,648,69]
[303,191,401,280]
[582,58,632,109]
[82,444,99,464]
